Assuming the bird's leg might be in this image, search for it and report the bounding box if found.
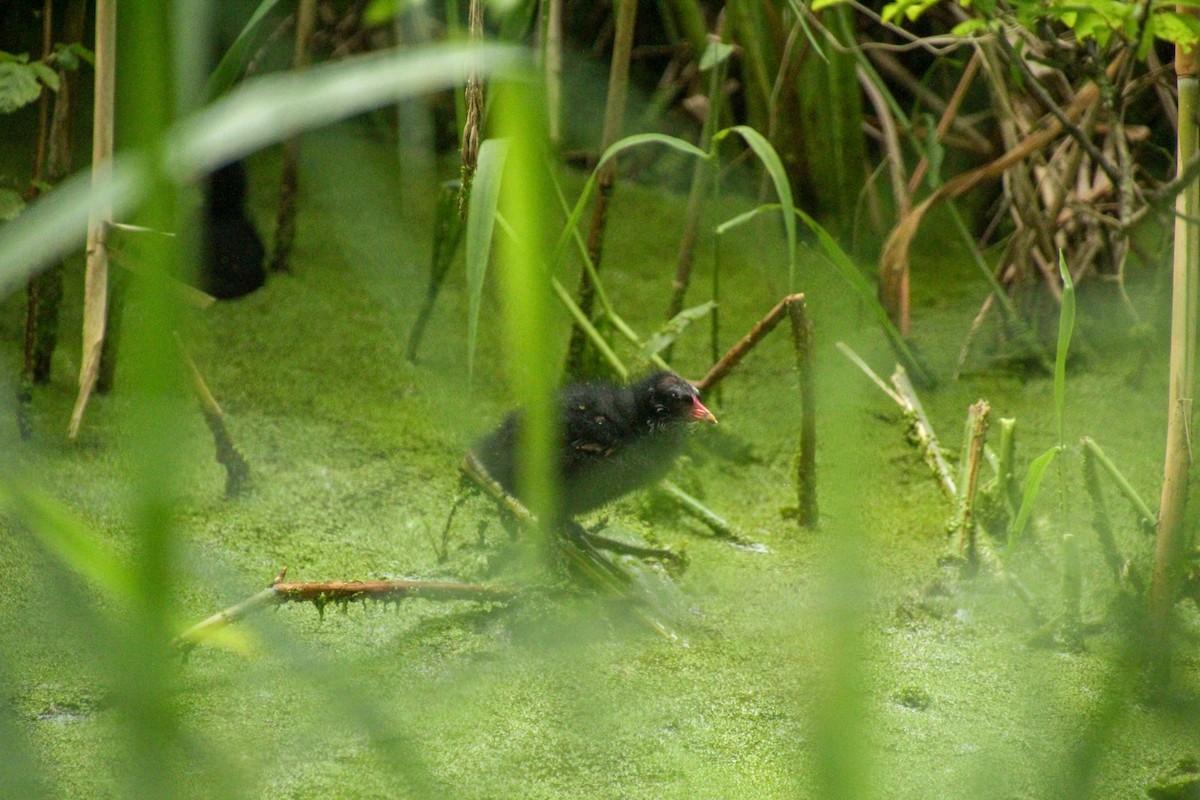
[577,529,684,564]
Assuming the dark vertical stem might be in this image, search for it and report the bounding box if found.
[269,0,318,274]
[459,0,483,217]
[788,295,817,527]
[665,24,727,361]
[18,0,56,437]
[564,0,639,378]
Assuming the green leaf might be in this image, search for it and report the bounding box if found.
[29,61,59,92]
[554,133,709,263]
[1054,251,1075,447]
[643,301,716,358]
[364,0,402,25]
[1151,11,1200,47]
[714,126,797,290]
[699,41,735,71]
[0,62,43,114]
[811,0,850,9]
[63,42,95,67]
[465,138,509,385]
[1007,446,1060,548]
[0,481,136,602]
[205,0,288,99]
[0,155,148,297]
[950,18,992,37]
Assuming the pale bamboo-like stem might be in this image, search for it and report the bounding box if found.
[68,0,116,439]
[1150,30,1200,661]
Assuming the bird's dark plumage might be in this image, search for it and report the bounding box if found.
[471,371,716,515]
[200,161,266,300]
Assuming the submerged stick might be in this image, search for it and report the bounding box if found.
[174,333,252,499]
[175,567,515,654]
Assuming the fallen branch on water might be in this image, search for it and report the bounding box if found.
[175,567,516,655]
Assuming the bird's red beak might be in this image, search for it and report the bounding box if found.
[691,396,717,423]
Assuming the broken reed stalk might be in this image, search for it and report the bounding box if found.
[952,400,989,568]
[175,567,516,655]
[787,296,817,527]
[269,0,318,274]
[68,0,116,439]
[694,293,818,527]
[543,0,563,147]
[996,417,1018,514]
[564,0,639,376]
[1080,437,1156,533]
[892,365,957,500]
[174,334,251,498]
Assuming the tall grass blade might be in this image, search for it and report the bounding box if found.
[465,138,509,384]
[2,44,525,301]
[714,125,798,289]
[0,482,136,601]
[719,203,932,385]
[171,43,527,176]
[205,0,287,99]
[643,300,716,358]
[493,79,560,531]
[554,132,708,262]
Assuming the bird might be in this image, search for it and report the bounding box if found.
[470,370,717,516]
[200,160,266,300]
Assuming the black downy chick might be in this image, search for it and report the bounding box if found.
[200,160,266,300]
[471,370,717,516]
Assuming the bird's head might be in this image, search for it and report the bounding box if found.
[641,371,717,426]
